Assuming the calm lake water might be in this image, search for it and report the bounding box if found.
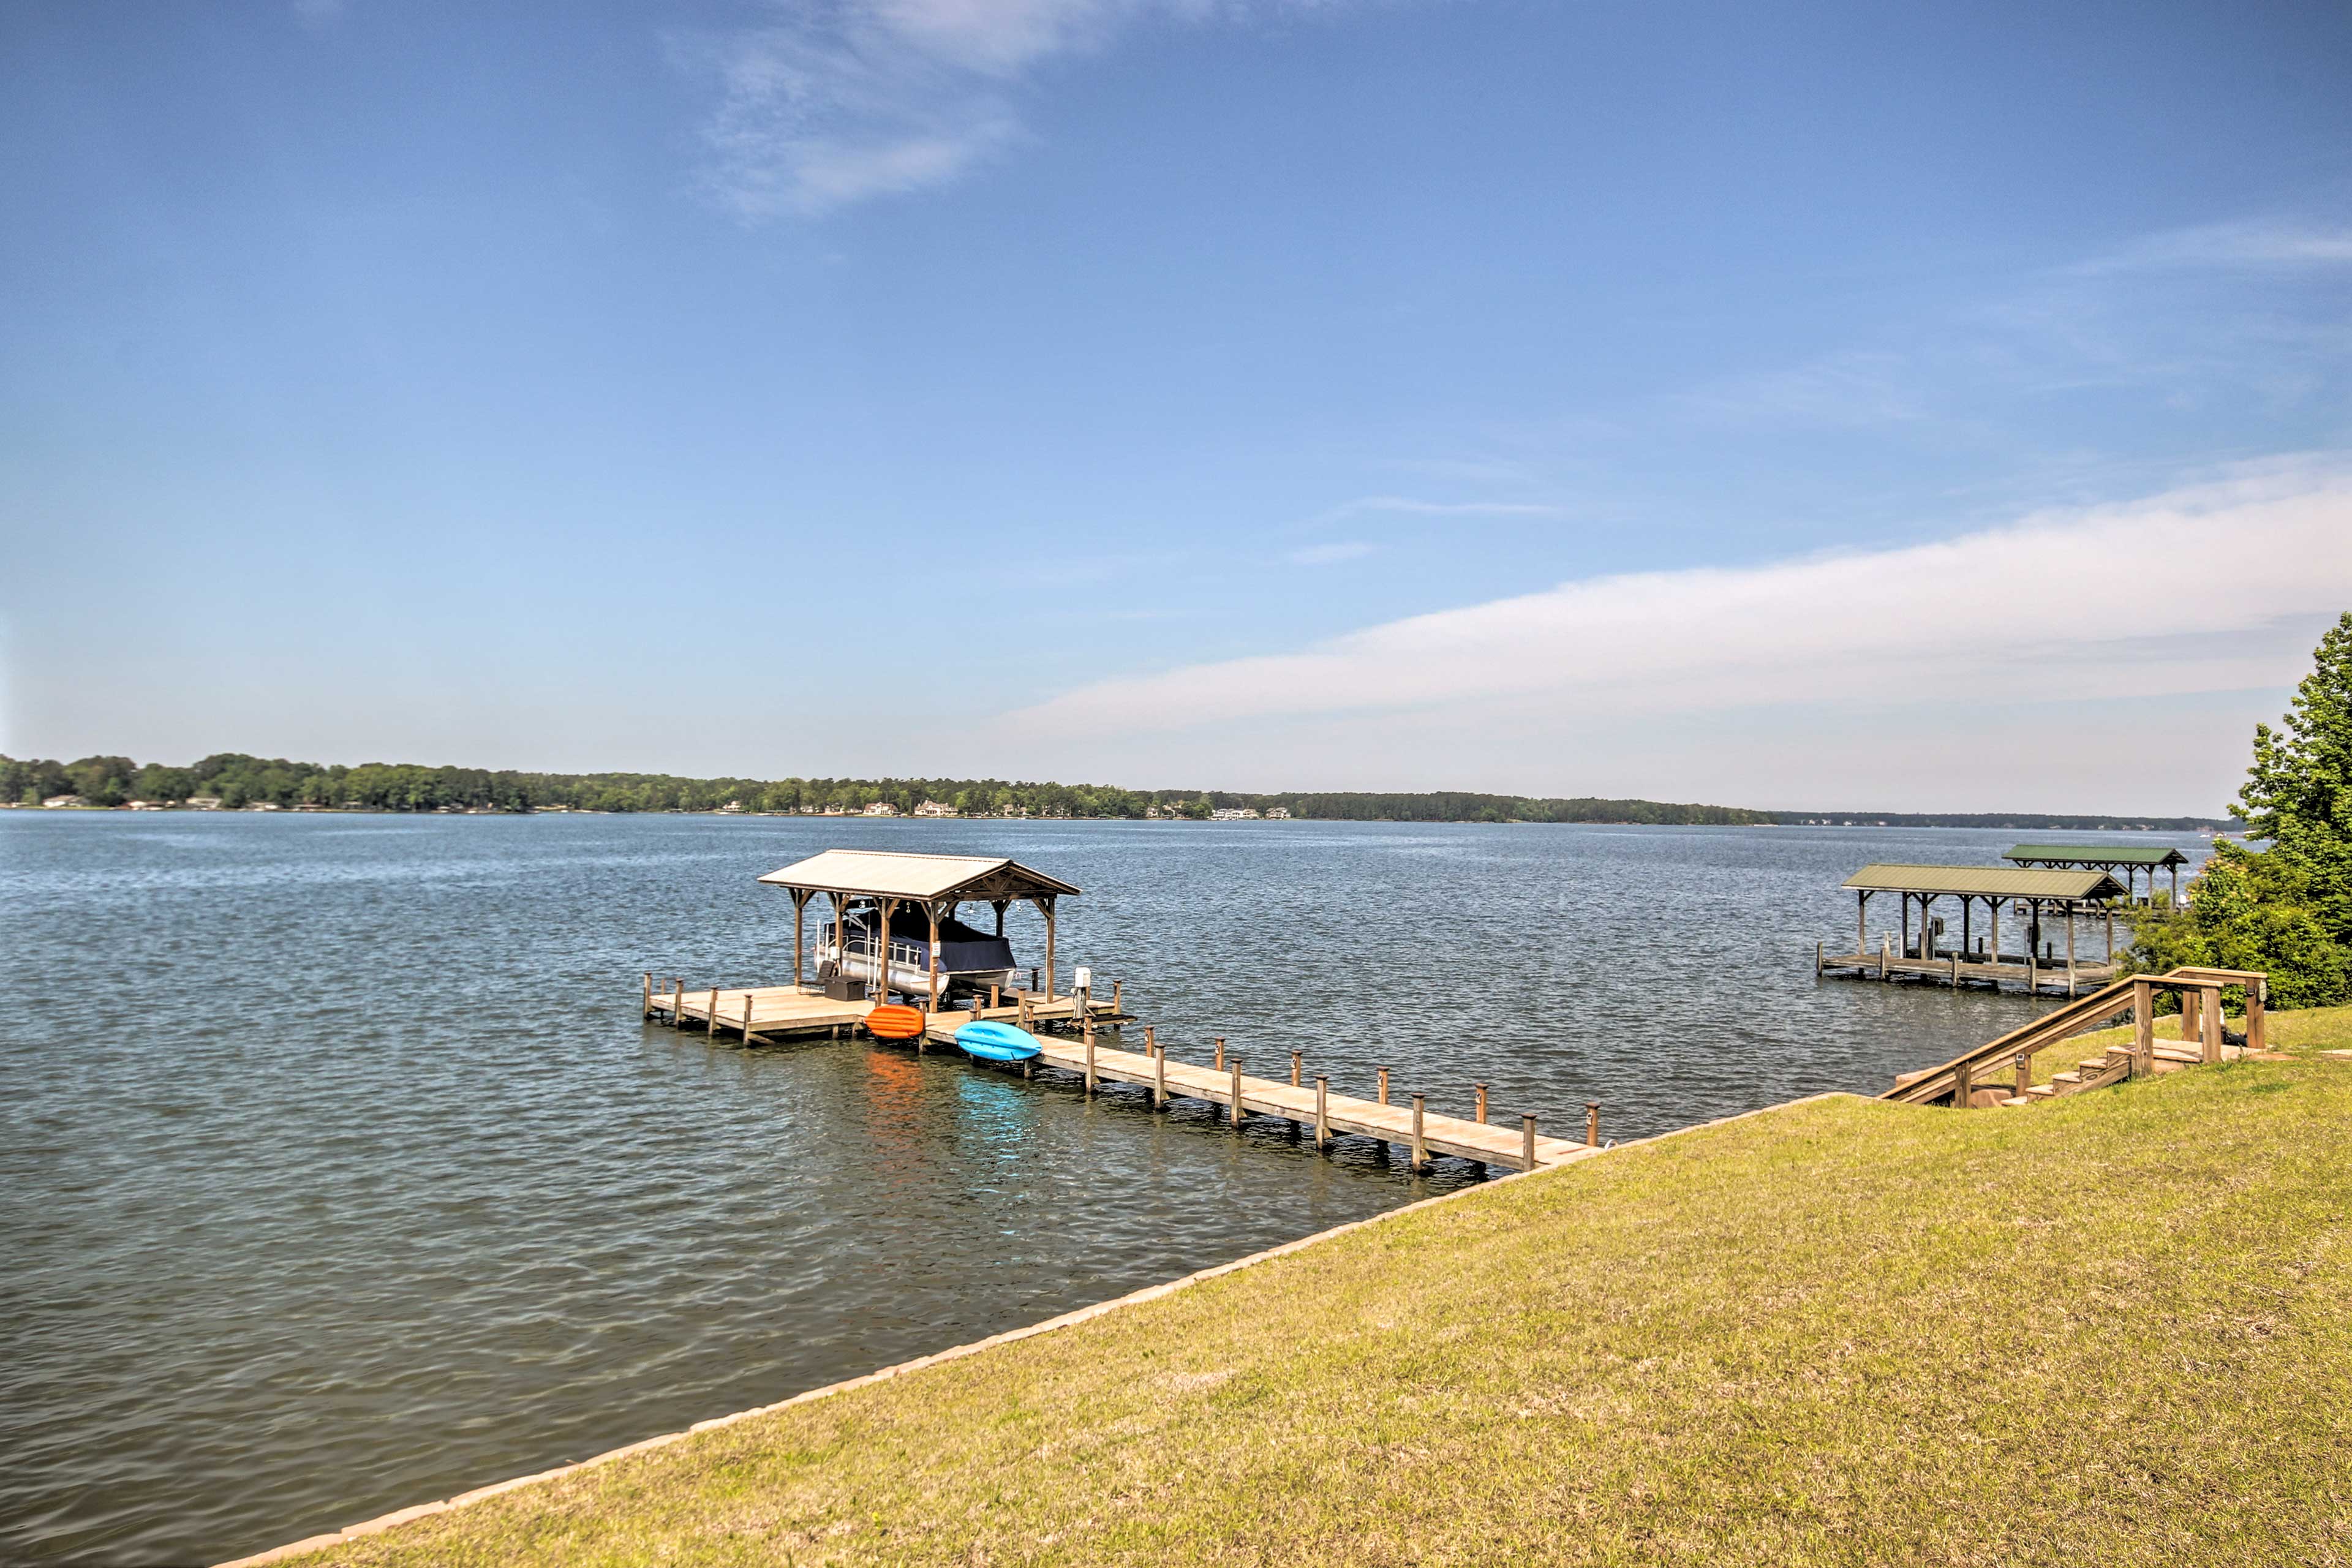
[0,813,2209,1564]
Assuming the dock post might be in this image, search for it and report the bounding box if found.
[2248,979,2267,1053]
[1815,941,1822,978]
[742,993,756,1046]
[1585,1101,1599,1148]
[1474,1082,1487,1124]
[1214,1036,1225,1071]
[1229,1058,1243,1126]
[989,984,1000,1012]
[1112,979,1122,1014]
[1520,1114,1537,1172]
[1314,1076,1329,1148]
[1290,1051,1302,1087]
[2014,1050,2032,1097]
[1879,936,1888,980]
[1410,1094,1427,1172]
[671,979,684,1025]
[705,986,718,1033]
[642,972,653,1018]
[1153,1034,1167,1107]
[1378,1066,1390,1106]
[2200,984,2223,1064]
[2133,979,2154,1078]
[1084,1029,1096,1094]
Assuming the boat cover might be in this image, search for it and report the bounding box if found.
[835,909,1016,974]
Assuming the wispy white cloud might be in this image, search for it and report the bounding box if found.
[1311,494,1568,524]
[682,1,1353,216]
[1013,461,2352,734]
[1669,350,1926,429]
[1287,540,1376,565]
[2079,218,2352,274]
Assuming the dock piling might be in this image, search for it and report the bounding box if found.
[1585,1101,1600,1148]
[1520,1114,1537,1173]
[1314,1075,1329,1148]
[705,986,718,1033]
[1378,1067,1389,1106]
[1084,1030,1096,1094]
[1229,1058,1243,1126]
[1153,1033,1167,1107]
[742,993,756,1046]
[671,979,685,1025]
[1290,1050,1302,1087]
[642,972,653,1018]
[1410,1093,1427,1171]
[1474,1082,1487,1124]
[1214,1036,1225,1071]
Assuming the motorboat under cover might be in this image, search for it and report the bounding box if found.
[830,908,1017,977]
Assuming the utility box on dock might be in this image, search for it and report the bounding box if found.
[824,974,867,1002]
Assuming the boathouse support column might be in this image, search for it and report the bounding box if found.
[792,891,807,989]
[927,902,942,1014]
[2065,905,2077,997]
[878,897,899,1000]
[1856,891,1868,956]
[1039,895,1057,1001]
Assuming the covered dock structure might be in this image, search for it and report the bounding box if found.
[1818,862,2127,995]
[2002,843,2190,907]
[756,848,1082,1014]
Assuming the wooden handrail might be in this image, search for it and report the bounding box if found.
[1881,968,2266,1106]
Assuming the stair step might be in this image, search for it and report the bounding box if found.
[2026,1085,2057,1100]
[1998,1095,2034,1108]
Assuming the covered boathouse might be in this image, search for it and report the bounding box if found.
[2002,843,2190,907]
[756,848,1082,1013]
[1818,862,2127,995]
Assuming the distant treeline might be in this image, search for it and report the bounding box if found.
[3,752,1769,824]
[1765,810,2231,831]
[2,752,2230,828]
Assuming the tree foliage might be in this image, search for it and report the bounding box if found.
[2126,611,2352,1008]
[1,752,1775,826]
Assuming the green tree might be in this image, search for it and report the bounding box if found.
[2126,612,2352,1008]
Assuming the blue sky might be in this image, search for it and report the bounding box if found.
[2,0,2348,812]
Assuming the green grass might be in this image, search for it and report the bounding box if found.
[291,1010,2352,1567]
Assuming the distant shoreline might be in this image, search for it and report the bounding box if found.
[1,799,2236,832]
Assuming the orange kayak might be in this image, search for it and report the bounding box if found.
[864,1003,926,1041]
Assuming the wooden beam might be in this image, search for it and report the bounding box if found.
[2247,978,2268,1053]
[2132,978,2154,1078]
[927,902,941,1014]
[1040,895,1057,1001]
[792,892,806,989]
[2200,983,2223,1065]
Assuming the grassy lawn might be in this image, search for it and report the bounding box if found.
[285,1010,2352,1567]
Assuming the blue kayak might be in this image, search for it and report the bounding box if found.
[956,1019,1042,1062]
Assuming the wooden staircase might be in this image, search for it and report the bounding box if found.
[1880,966,2268,1109]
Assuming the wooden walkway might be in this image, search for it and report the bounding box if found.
[1017,1034,1597,1172]
[1817,944,2116,996]
[643,980,1593,1173]
[644,982,1114,1041]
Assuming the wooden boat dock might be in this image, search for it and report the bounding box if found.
[642,846,1600,1174]
[644,981,1597,1174]
[1819,862,2127,996]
